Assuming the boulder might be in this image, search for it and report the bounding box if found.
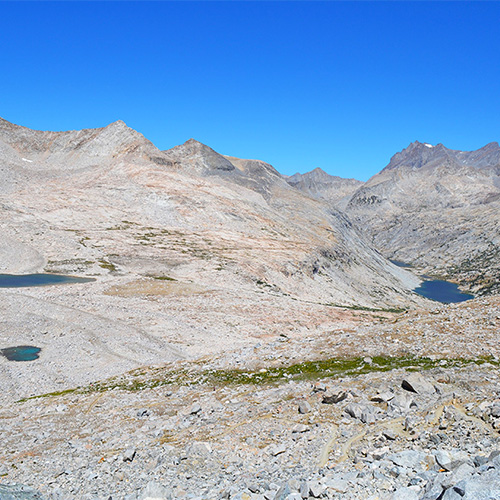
[402,373,435,395]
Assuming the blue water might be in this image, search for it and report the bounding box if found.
[414,280,474,304]
[389,260,473,303]
[0,273,95,288]
[1,345,41,361]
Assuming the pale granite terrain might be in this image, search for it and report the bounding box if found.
[1,119,500,500]
[0,117,422,403]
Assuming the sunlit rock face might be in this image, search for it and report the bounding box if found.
[294,140,500,296]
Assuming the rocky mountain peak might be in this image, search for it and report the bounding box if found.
[286,167,364,209]
[383,141,451,172]
[163,138,235,172]
[288,167,362,185]
[106,119,127,128]
[288,167,332,183]
[383,140,500,173]
[0,116,156,163]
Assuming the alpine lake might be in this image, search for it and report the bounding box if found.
[390,260,474,304]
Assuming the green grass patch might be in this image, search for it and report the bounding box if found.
[98,259,117,272]
[17,355,500,403]
[326,303,407,314]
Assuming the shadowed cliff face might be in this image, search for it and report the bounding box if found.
[342,141,500,295]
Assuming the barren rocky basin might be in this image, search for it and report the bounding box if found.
[1,118,499,500]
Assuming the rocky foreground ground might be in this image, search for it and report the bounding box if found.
[1,296,500,500]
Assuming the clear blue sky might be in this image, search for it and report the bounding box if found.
[1,1,499,181]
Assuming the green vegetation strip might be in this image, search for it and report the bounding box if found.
[17,355,500,402]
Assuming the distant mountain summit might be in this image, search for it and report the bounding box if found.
[383,140,500,172]
[287,167,363,209]
[163,138,236,172]
[0,117,159,172]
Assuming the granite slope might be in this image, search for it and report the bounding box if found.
[345,141,500,295]
[291,141,500,295]
[0,117,423,402]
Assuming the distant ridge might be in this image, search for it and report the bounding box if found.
[383,140,500,172]
[287,167,364,209]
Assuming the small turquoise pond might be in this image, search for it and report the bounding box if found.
[1,346,41,362]
[414,280,474,304]
[0,273,94,288]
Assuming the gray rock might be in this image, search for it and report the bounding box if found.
[322,392,347,404]
[190,403,202,415]
[298,401,312,414]
[391,487,419,500]
[421,480,446,500]
[274,484,291,500]
[312,382,327,393]
[402,373,435,394]
[291,424,309,434]
[441,463,475,490]
[299,481,309,499]
[361,407,377,424]
[0,485,47,500]
[389,393,415,412]
[345,402,363,420]
[458,476,500,499]
[138,481,172,500]
[123,447,137,462]
[442,487,464,500]
[387,450,428,470]
[473,455,489,467]
[323,478,348,493]
[439,459,470,473]
[383,428,397,440]
[308,481,325,498]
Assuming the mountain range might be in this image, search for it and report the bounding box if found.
[290,140,500,295]
[2,118,500,500]
[0,117,421,401]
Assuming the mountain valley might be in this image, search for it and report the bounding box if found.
[291,141,500,296]
[0,119,499,500]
